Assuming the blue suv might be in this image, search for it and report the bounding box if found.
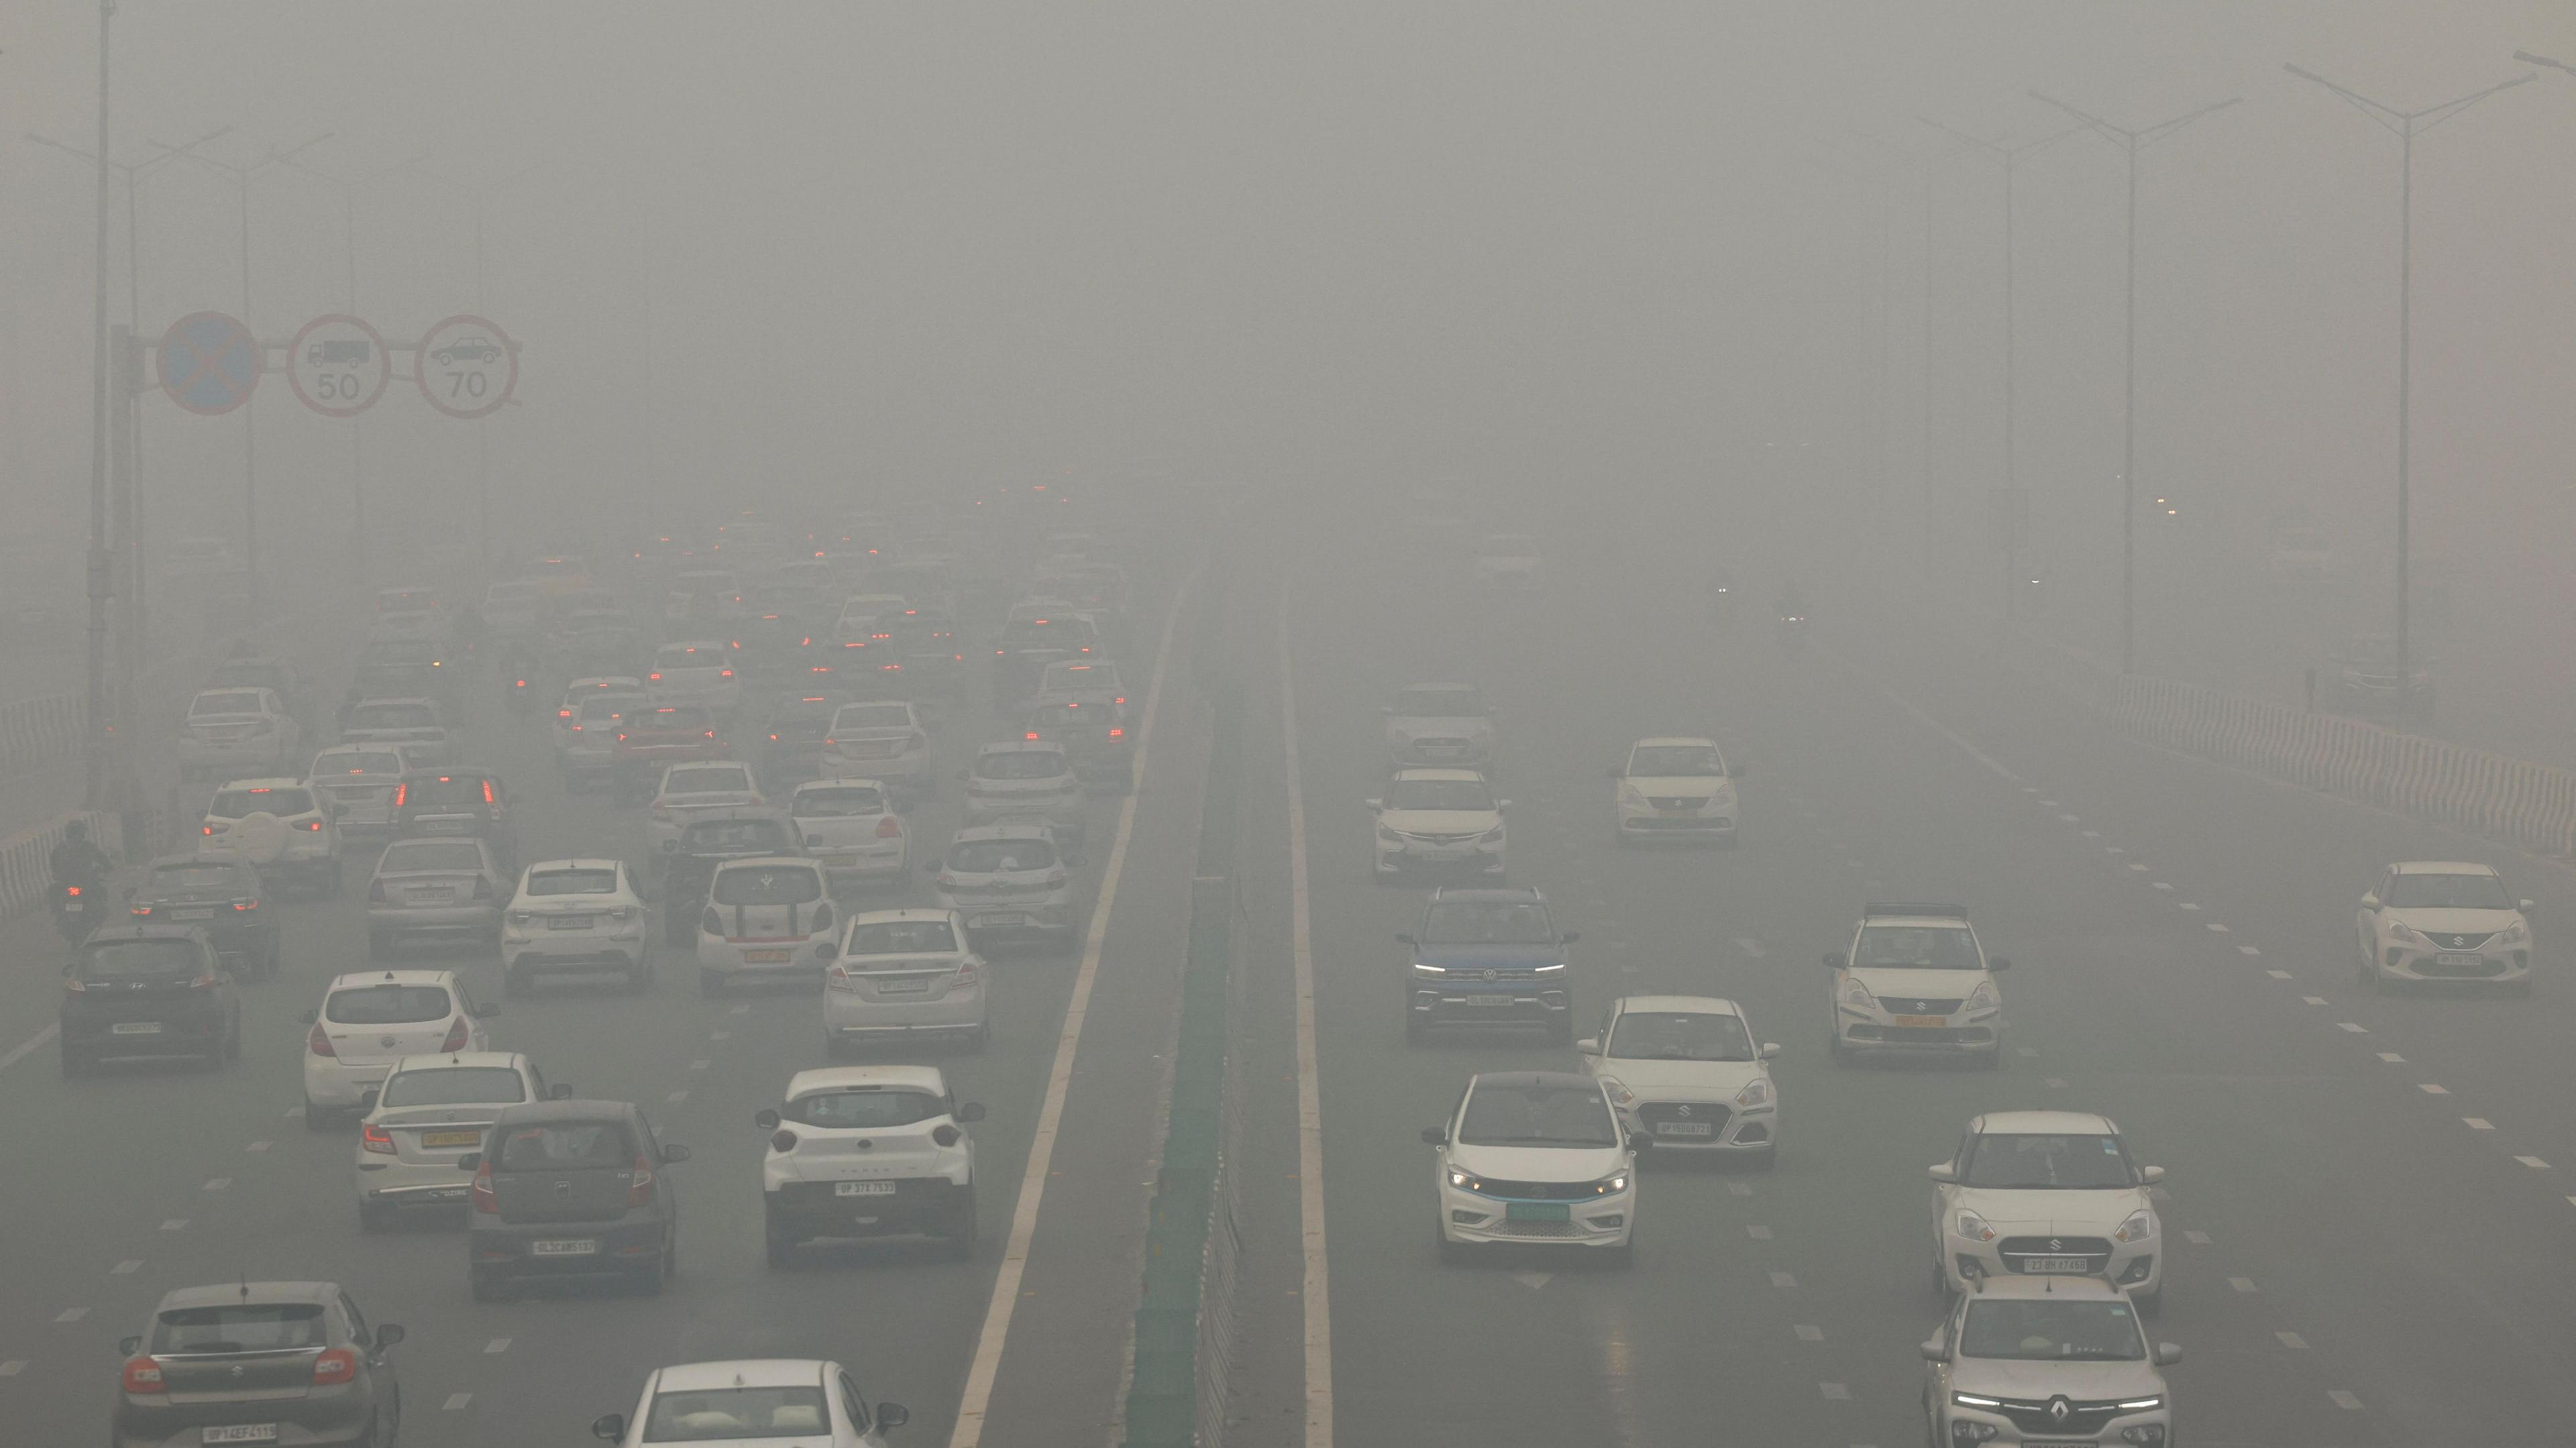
[1396,887,1576,1044]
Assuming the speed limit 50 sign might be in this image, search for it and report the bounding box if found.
[287,315,391,416]
[416,314,517,419]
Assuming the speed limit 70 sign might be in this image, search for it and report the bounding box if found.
[287,315,391,416]
[416,315,517,419]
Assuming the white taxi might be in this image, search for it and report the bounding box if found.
[1930,1111,2166,1308]
[790,778,908,892]
[502,859,652,995]
[696,856,837,997]
[1825,903,2006,1066]
[1609,736,1739,844]
[1578,996,1779,1164]
[354,1050,565,1229]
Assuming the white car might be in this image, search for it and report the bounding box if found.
[1370,768,1507,881]
[589,1359,909,1447]
[1383,682,1495,769]
[824,909,989,1052]
[818,701,932,800]
[1578,997,1779,1164]
[697,856,837,996]
[502,859,652,995]
[355,1050,564,1229]
[2358,860,2536,993]
[960,741,1087,844]
[757,1065,984,1264]
[1036,659,1127,706]
[553,675,645,753]
[200,777,341,895]
[1922,1274,2179,1448]
[1825,902,2007,1066]
[176,686,301,781]
[649,760,766,852]
[663,569,743,626]
[1472,533,1543,587]
[930,824,1078,950]
[308,744,408,838]
[338,696,449,748]
[1930,1111,2166,1306]
[1609,736,1740,844]
[300,968,496,1127]
[1428,1071,1638,1265]
[647,641,743,716]
[791,778,909,891]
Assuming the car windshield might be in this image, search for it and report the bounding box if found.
[380,842,484,873]
[1030,702,1116,728]
[527,869,618,897]
[712,864,824,906]
[1456,1082,1617,1148]
[1959,1300,2147,1361]
[638,708,713,732]
[352,703,437,727]
[665,766,753,795]
[1420,900,1554,945]
[846,919,961,956]
[948,839,1058,873]
[380,1066,525,1108]
[1605,1011,1756,1062]
[151,1303,326,1355]
[495,1120,633,1170]
[975,751,1067,781]
[2387,873,2514,909]
[326,985,455,1025]
[1395,687,1486,718]
[1628,745,1725,777]
[1853,926,1982,970]
[832,704,913,732]
[787,1089,945,1129]
[80,938,202,979]
[1385,779,1493,812]
[643,1386,835,1443]
[1961,1133,2136,1189]
[191,690,265,716]
[147,863,248,893]
[399,777,490,810]
[796,786,887,818]
[319,750,402,775]
[682,820,792,852]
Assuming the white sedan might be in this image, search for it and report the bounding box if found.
[590,1359,909,1447]
[1930,1110,2166,1308]
[355,1050,564,1229]
[649,760,766,852]
[1578,996,1778,1164]
[502,859,652,995]
[1609,736,1739,844]
[1369,768,1507,881]
[1425,1070,1638,1266]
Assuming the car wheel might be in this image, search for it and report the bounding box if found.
[698,968,724,998]
[1601,1237,1634,1269]
[1403,1011,1424,1045]
[944,1190,978,1262]
[1930,1254,1952,1300]
[2133,1285,2163,1316]
[1827,1032,1851,1068]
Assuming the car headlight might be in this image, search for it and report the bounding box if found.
[1734,1076,1772,1110]
[1446,1168,1485,1192]
[1840,979,1878,1010]
[1951,1392,2005,1409]
[1477,824,1506,844]
[1591,1170,1629,1194]
[1953,1209,1996,1242]
[1597,1076,1635,1107]
[2114,1208,2155,1243]
[1619,785,1646,807]
[1411,960,1445,977]
[2389,920,2433,947]
[1964,980,1999,1013]
[2498,919,2530,946]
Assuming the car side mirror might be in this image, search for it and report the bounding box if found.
[755,1107,784,1129]
[1558,930,1578,944]
[1419,1125,1447,1146]
[1394,932,1415,946]
[1822,952,1845,970]
[659,1144,689,1164]
[371,1323,405,1349]
[1364,798,1383,812]
[1986,957,2010,972]
[302,1008,320,1025]
[876,1402,910,1431]
[957,1102,986,1123]
[1575,1037,1599,1055]
[1920,1338,1950,1363]
[2520,899,2537,915]
[358,1088,380,1113]
[1927,1162,1957,1183]
[456,1152,482,1172]
[816,941,839,960]
[474,1002,500,1018]
[2359,894,2380,912]
[591,1414,627,1442]
[119,1335,142,1356]
[1495,799,1512,812]
[2139,1165,2165,1185]
[2154,1343,2184,1366]
[549,1083,574,1099]
[1759,1042,1782,1060]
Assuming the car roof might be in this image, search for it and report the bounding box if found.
[795,777,889,793]
[1611,995,1743,1017]
[949,824,1056,843]
[386,1050,526,1073]
[142,852,250,871]
[1972,1109,2118,1135]
[1631,736,1718,750]
[1389,767,1487,783]
[2392,860,2497,875]
[848,907,960,924]
[156,1281,339,1312]
[709,854,822,873]
[652,1359,831,1394]
[525,858,625,873]
[1468,1070,1599,1093]
[785,1064,950,1098]
[208,777,310,793]
[326,968,460,991]
[976,740,1065,755]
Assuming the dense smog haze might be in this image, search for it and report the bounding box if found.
[5,4,2576,1446]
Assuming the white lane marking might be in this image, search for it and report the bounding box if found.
[2206,924,2229,933]
[2105,845,2124,853]
[2301,996,2327,1006]
[2153,882,2174,891]
[2328,1390,2363,1410]
[1733,936,1766,959]
[484,1337,511,1353]
[159,1220,186,1232]
[2517,1156,2551,1169]
[709,1031,729,1042]
[0,1023,60,1075]
[948,563,1195,1448]
[665,1090,688,1103]
[2466,1118,2496,1131]
[54,1307,86,1323]
[2183,1230,2212,1245]
[111,1260,140,1275]
[443,1392,473,1410]
[729,1003,749,1015]
[688,1060,709,1072]
[1794,1325,1824,1341]
[2267,970,2294,980]
[203,1178,230,1192]
[2080,829,2099,838]
[283,1106,304,1119]
[2277,1331,2309,1349]
[1746,1225,1772,1240]
[2378,1052,2406,1063]
[2038,798,2059,807]
[1819,1382,1850,1400]
[246,1140,271,1153]
[2056,814,2078,823]
[2337,1022,2367,1034]
[2129,862,2149,871]
[2015,1047,2039,1058]
[2420,1085,2449,1095]
[1276,597,1333,1448]
[2239,945,2261,956]
[2044,1078,2068,1089]
[1509,1270,1552,1290]
[2229,1277,2257,1293]
[0,1361,22,1376]
[1725,1181,1754,1197]
[1768,1271,1798,1288]
[2178,903,2202,912]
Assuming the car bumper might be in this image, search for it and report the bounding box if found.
[357,1158,478,1208]
[1623,1101,1776,1154]
[115,1391,376,1448]
[303,1060,398,1109]
[471,1219,667,1281]
[2377,944,2530,984]
[700,937,837,978]
[504,926,647,973]
[1835,1009,2002,1054]
[1407,982,1568,1028]
[767,1178,969,1239]
[62,1013,229,1058]
[368,904,501,938]
[823,988,988,1038]
[1377,842,1506,876]
[1939,1402,2169,1446]
[1440,1185,1631,1249]
[942,896,1078,938]
[1616,808,1735,840]
[1945,1237,2160,1294]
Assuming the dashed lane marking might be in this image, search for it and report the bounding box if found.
[111,1260,140,1275]
[1794,1325,1824,1341]
[2337,1022,2367,1034]
[0,1023,61,1076]
[1746,1225,1772,1240]
[484,1338,510,1353]
[666,1090,689,1103]
[159,1220,186,1232]
[2266,970,2294,980]
[2301,997,2327,1006]
[2420,1084,2448,1095]
[2229,1278,2257,1293]
[1726,1181,1754,1197]
[2278,1331,2309,1349]
[2517,1156,2551,1169]
[1819,1383,1850,1400]
[2207,924,2230,933]
[0,1361,22,1376]
[1768,1271,1798,1288]
[2183,1231,2212,1245]
[688,1060,710,1072]
[443,1393,472,1411]
[54,1307,86,1323]
[2152,882,2174,891]
[203,1178,230,1192]
[2378,1052,2406,1063]
[1734,936,1767,958]
[2466,1119,2496,1131]
[2328,1390,2363,1410]
[2239,945,2261,956]
[2044,1078,2068,1089]
[246,1141,271,1153]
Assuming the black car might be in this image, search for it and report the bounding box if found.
[124,854,278,977]
[113,1281,402,1448]
[463,1100,686,1299]
[756,690,853,790]
[392,769,519,878]
[60,925,239,1076]
[657,809,801,944]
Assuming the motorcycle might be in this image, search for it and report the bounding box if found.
[503,672,538,721]
[1774,611,1809,656]
[51,881,103,945]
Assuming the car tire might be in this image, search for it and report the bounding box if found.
[1601,1238,1633,1269]
[1403,1011,1424,1045]
[698,967,724,998]
[1827,1032,1851,1068]
[944,1190,977,1262]
[2133,1285,2163,1316]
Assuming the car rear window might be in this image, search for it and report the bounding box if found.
[574,700,632,725]
[209,787,315,818]
[637,707,712,732]
[664,765,752,795]
[191,690,266,716]
[1395,687,1485,718]
[80,938,203,979]
[845,919,959,956]
[148,863,249,892]
[830,704,912,732]
[400,776,493,810]
[792,785,885,818]
[495,1120,633,1170]
[527,869,619,897]
[326,985,455,1025]
[382,1066,525,1107]
[973,750,1068,781]
[380,842,484,873]
[711,863,823,906]
[317,750,403,775]
[786,1089,943,1129]
[152,1303,325,1354]
[947,839,1057,873]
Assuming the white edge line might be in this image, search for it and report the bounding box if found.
[944,562,1199,1448]
[0,1022,61,1075]
[1279,597,1334,1448]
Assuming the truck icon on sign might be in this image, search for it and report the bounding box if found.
[307,339,373,366]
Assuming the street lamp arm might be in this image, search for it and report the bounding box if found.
[2137,96,2241,148]
[1915,113,2005,157]
[2282,62,2410,136]
[2410,73,2535,135]
[2511,49,2573,75]
[2026,89,2127,145]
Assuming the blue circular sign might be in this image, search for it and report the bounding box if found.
[156,311,262,416]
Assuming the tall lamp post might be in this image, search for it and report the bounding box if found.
[2281,63,2530,714]
[2025,91,2238,674]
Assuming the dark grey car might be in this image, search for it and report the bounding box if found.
[464,1100,687,1299]
[113,1281,403,1448]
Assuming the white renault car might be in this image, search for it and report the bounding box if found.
[301,969,496,1128]
[1383,681,1496,769]
[589,1359,909,1447]
[502,859,652,995]
[1578,996,1779,1165]
[790,778,909,893]
[2358,860,2536,994]
[1370,767,1507,882]
[1930,1111,2166,1308]
[824,909,989,1053]
[756,1065,984,1266]
[1426,1070,1640,1266]
[1825,902,2007,1066]
[1922,1273,2179,1448]
[649,760,766,852]
[697,856,837,996]
[1609,736,1740,844]
[354,1050,566,1229]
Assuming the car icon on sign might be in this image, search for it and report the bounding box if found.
[431,337,503,366]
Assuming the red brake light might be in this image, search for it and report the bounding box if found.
[233,899,259,911]
[648,672,661,681]
[122,1357,164,1394]
[311,1347,360,1386]
[392,783,408,810]
[303,818,323,831]
[875,816,902,839]
[719,669,733,679]
[471,1159,498,1213]
[1109,728,1125,738]
[361,1121,396,1155]
[1025,732,1040,741]
[482,779,496,805]
[307,1022,336,1057]
[65,884,83,897]
[440,1018,469,1052]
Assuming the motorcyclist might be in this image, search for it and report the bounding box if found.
[48,820,113,891]
[1774,582,1809,624]
[1709,571,1736,620]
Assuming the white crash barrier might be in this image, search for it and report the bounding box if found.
[0,810,125,917]
[2116,674,2576,858]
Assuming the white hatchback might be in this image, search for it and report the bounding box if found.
[1609,736,1740,844]
[354,1050,564,1229]
[1578,996,1780,1164]
[1930,1110,2167,1307]
[2358,860,2536,993]
[591,1358,908,1448]
[790,779,908,891]
[502,859,652,995]
[960,741,1087,844]
[1825,903,2007,1066]
[1370,768,1507,881]
[301,969,496,1127]
[177,686,301,781]
[201,778,342,895]
[697,856,837,996]
[818,701,932,799]
[823,909,987,1052]
[757,1066,984,1265]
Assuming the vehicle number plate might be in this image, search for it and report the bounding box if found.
[1654,1121,1713,1137]
[835,1180,898,1196]
[529,1239,598,1256]
[1894,1015,1946,1027]
[2436,952,2483,966]
[412,887,455,903]
[742,949,792,964]
[1505,1202,1570,1221]
[1466,995,1516,1008]
[2022,1256,2092,1272]
[203,1427,279,1444]
[111,1021,164,1035]
[873,978,931,994]
[421,1130,480,1148]
[546,915,593,931]
[421,819,471,834]
[975,913,1027,927]
[172,907,214,920]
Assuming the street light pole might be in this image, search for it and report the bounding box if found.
[82,0,113,809]
[2282,62,2530,715]
[2026,91,2238,675]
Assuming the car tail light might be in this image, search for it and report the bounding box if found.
[190,970,221,990]
[628,1154,656,1207]
[875,816,902,839]
[769,1129,798,1154]
[647,672,662,681]
[704,730,717,740]
[302,818,323,831]
[129,903,151,917]
[700,907,723,937]
[310,1347,360,1386]
[825,964,855,991]
[63,974,87,994]
[1025,731,1040,741]
[558,708,574,720]
[440,1018,469,1052]
[307,1022,336,1057]
[954,957,981,987]
[392,783,408,810]
[1110,728,1125,739]
[121,1356,164,1394]
[482,779,497,805]
[769,733,780,742]
[361,1122,396,1155]
[719,669,734,679]
[820,738,836,748]
[201,824,215,837]
[615,732,628,742]
[470,1158,498,1213]
[932,1123,962,1148]
[368,881,386,903]
[234,899,259,911]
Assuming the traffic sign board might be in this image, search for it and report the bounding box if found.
[286,314,391,417]
[156,311,261,416]
[415,315,516,419]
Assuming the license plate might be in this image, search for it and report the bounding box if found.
[1654,1121,1713,1137]
[974,913,1028,927]
[421,1130,480,1148]
[2021,1256,2092,1272]
[873,978,931,994]
[742,949,792,964]
[172,907,214,920]
[412,887,455,903]
[2436,952,2483,966]
[1466,995,1517,1008]
[529,1239,597,1256]
[112,1021,164,1035]
[547,916,593,931]
[1505,1202,1570,1221]
[421,819,472,834]
[203,1427,278,1444]
[1894,1015,1947,1027]
[835,1180,898,1196]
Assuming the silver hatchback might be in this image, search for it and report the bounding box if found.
[366,837,507,956]
[929,824,1080,950]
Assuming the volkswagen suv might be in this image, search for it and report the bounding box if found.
[1397,887,1576,1043]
